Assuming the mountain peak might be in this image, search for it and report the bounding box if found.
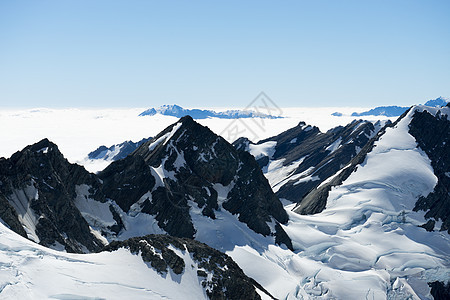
[30,138,57,151]
[100,117,290,248]
[162,104,183,109]
[178,114,195,124]
[9,138,63,164]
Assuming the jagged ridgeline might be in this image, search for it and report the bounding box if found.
[0,116,291,253]
[234,119,388,204]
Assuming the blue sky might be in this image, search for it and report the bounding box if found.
[0,0,449,108]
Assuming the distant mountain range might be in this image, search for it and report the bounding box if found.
[139,104,282,119]
[424,96,449,107]
[351,105,409,117]
[333,96,449,117]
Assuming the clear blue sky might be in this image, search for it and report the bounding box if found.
[1,0,449,108]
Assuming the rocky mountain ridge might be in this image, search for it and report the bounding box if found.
[234,119,389,205]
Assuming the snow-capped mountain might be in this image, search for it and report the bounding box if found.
[88,137,152,161]
[99,115,291,250]
[234,119,389,207]
[139,104,281,119]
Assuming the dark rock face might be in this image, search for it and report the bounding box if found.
[103,234,273,300]
[274,223,293,250]
[409,110,450,233]
[225,151,288,236]
[0,192,27,238]
[100,116,290,247]
[428,281,450,300]
[88,137,152,161]
[99,155,156,212]
[0,139,105,253]
[235,119,387,206]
